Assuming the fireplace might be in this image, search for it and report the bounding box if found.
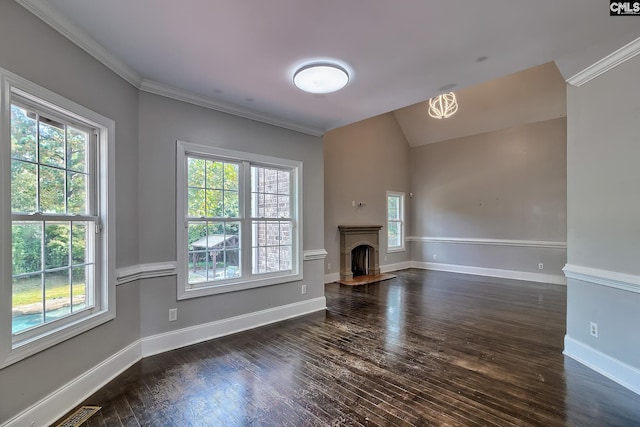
[338,225,382,281]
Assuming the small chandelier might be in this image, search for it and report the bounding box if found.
[428,92,458,119]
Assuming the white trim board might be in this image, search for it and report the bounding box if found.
[407,236,567,249]
[564,336,640,396]
[116,262,177,286]
[412,261,567,285]
[563,264,640,294]
[567,37,640,87]
[1,297,326,427]
[142,297,326,357]
[303,249,328,261]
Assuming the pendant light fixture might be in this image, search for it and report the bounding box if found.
[428,92,458,119]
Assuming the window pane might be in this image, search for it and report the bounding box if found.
[11,105,37,161]
[67,127,88,172]
[206,160,223,189]
[263,194,278,218]
[224,190,239,218]
[45,222,70,269]
[187,222,208,284]
[251,193,264,217]
[277,170,290,195]
[71,266,88,312]
[388,222,400,248]
[40,165,65,213]
[205,189,223,217]
[39,120,65,168]
[188,157,205,188]
[11,160,37,213]
[12,274,44,334]
[253,247,267,274]
[266,222,280,246]
[278,195,290,218]
[225,222,240,248]
[224,250,240,279]
[12,222,42,275]
[224,163,239,191]
[44,270,71,321]
[280,222,292,245]
[280,246,291,271]
[388,196,399,220]
[71,223,88,265]
[188,188,205,217]
[266,246,280,272]
[264,168,278,193]
[67,172,87,214]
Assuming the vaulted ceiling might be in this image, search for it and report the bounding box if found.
[17,0,640,137]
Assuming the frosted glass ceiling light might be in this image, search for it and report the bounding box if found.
[294,63,349,94]
[428,92,458,119]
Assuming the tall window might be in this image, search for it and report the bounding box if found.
[387,191,405,252]
[0,69,114,368]
[176,141,302,299]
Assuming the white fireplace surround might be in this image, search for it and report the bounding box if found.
[338,225,383,281]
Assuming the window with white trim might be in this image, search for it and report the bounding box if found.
[176,141,302,299]
[386,191,405,252]
[0,69,114,368]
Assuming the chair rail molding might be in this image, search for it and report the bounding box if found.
[407,236,567,249]
[116,262,177,286]
[563,264,640,294]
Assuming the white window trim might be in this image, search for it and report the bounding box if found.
[0,68,115,369]
[176,141,303,300]
[386,191,405,253]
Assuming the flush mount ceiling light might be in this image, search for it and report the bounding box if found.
[428,92,458,119]
[293,63,349,94]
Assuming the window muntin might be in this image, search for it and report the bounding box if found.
[177,142,302,299]
[387,192,405,252]
[1,68,114,368]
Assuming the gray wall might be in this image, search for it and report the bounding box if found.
[323,113,412,277]
[137,92,325,337]
[0,1,140,422]
[565,54,640,369]
[410,118,567,276]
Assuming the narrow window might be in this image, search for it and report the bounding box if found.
[386,191,405,252]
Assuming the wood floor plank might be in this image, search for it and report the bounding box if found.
[57,269,640,426]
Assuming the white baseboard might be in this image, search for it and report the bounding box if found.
[3,341,141,427]
[564,335,640,395]
[141,296,326,357]
[2,297,326,427]
[324,272,340,284]
[381,261,411,273]
[411,261,567,285]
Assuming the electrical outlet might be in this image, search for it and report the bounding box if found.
[538,263,544,270]
[169,308,177,322]
[590,322,598,338]
[433,254,437,260]
[301,285,307,295]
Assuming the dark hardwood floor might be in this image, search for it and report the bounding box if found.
[60,269,640,426]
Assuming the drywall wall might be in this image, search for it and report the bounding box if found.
[0,1,140,423]
[410,118,567,277]
[137,92,325,337]
[323,113,411,278]
[565,52,640,379]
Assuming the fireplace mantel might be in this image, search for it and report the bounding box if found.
[338,225,383,281]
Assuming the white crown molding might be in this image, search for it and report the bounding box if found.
[563,264,640,294]
[564,336,640,396]
[16,0,142,87]
[567,36,640,87]
[303,249,328,261]
[412,261,567,285]
[116,262,177,286]
[407,236,567,249]
[139,79,324,137]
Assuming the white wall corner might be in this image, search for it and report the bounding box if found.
[1,341,142,427]
[563,264,640,294]
[567,36,640,87]
[564,335,640,396]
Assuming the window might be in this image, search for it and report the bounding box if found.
[176,141,302,299]
[0,69,114,368]
[387,191,405,252]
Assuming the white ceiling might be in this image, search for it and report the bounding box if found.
[17,0,640,136]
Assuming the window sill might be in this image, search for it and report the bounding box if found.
[178,271,303,300]
[387,247,406,254]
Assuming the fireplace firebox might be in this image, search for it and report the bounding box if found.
[338,225,382,281]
